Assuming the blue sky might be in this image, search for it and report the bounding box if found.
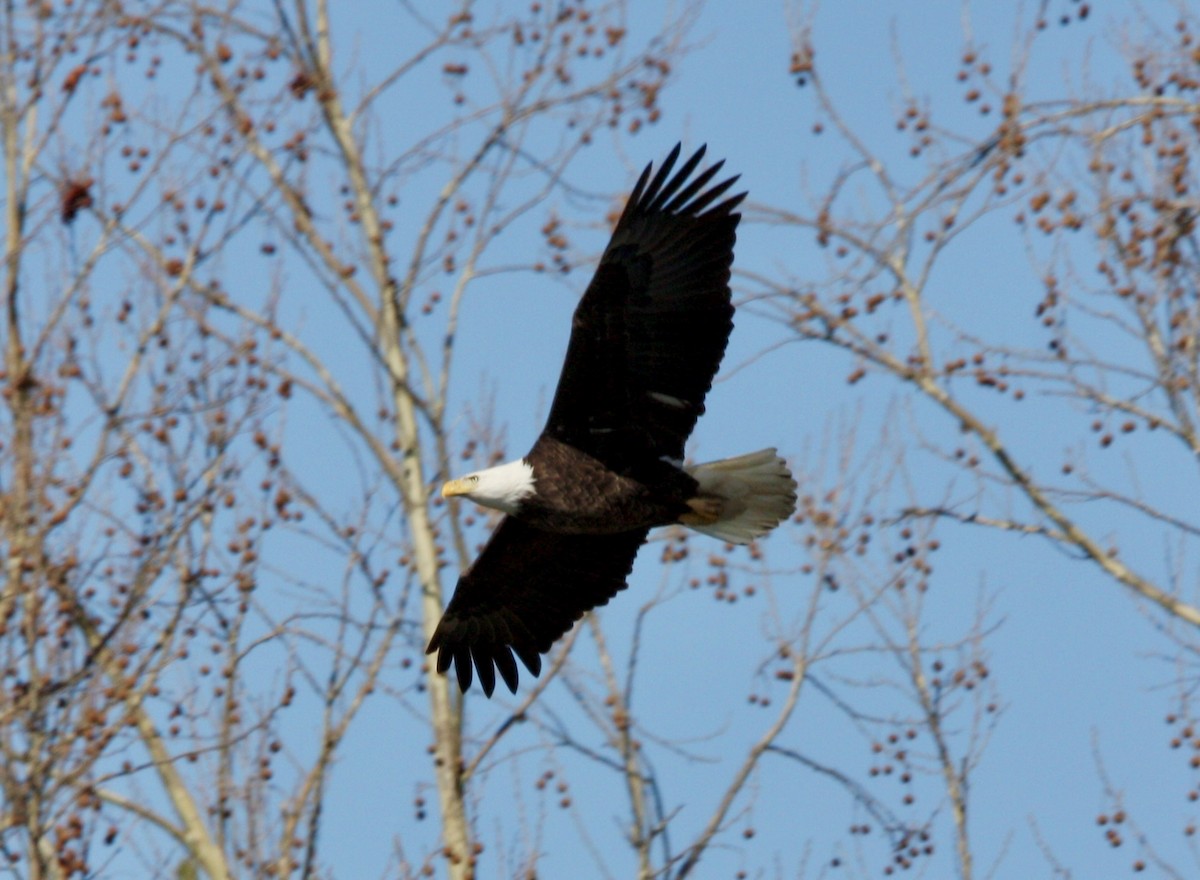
[27,1,1194,877]
[288,2,1196,878]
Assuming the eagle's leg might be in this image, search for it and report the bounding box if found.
[679,496,723,526]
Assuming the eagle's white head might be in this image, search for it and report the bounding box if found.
[441,458,536,515]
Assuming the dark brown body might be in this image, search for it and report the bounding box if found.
[520,436,698,534]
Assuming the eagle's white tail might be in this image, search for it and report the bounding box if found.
[683,448,797,545]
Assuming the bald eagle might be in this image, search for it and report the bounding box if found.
[428,145,797,696]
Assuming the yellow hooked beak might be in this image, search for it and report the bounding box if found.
[441,477,474,499]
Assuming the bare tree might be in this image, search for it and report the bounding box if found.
[771,2,1200,622]
[2,1,766,878]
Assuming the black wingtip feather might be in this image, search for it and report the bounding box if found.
[513,642,542,679]
[434,642,451,673]
[645,145,707,214]
[495,647,520,694]
[474,648,496,697]
[625,162,655,218]
[453,645,473,692]
[641,142,682,208]
[684,174,742,217]
[662,159,723,214]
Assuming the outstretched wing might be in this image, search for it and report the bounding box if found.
[543,144,745,469]
[426,518,649,696]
